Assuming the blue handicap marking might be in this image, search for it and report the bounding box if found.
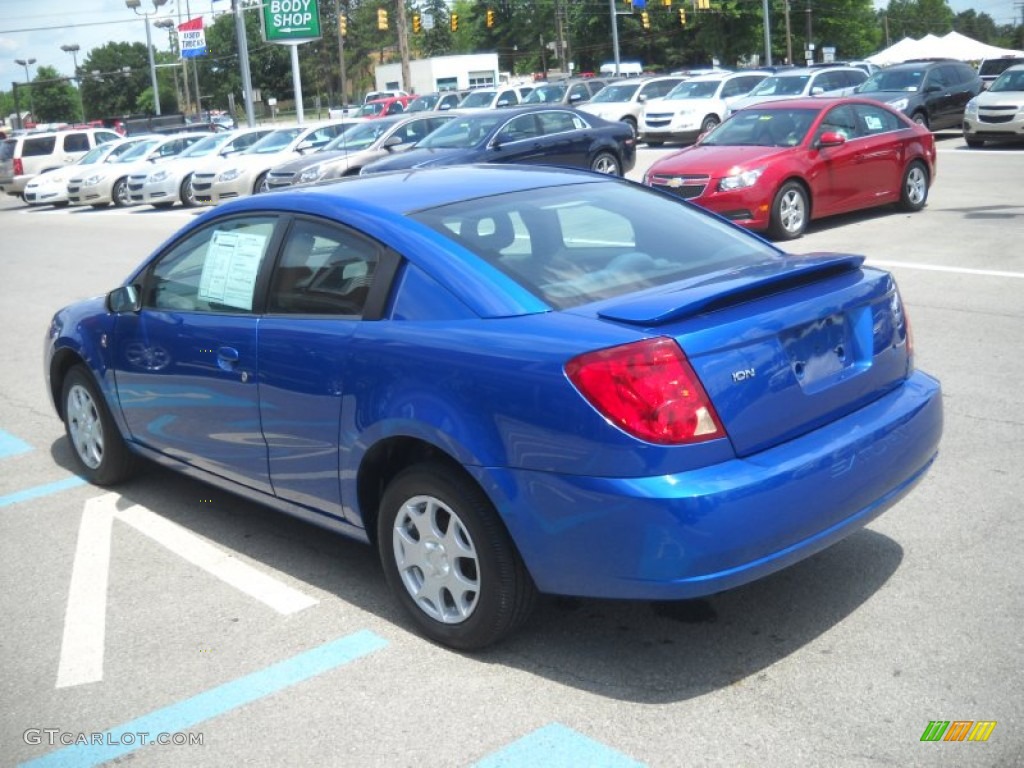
[0,477,87,509]
[473,723,648,768]
[19,630,388,768]
[0,429,32,459]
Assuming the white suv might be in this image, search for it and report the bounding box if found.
[578,76,685,135]
[639,72,771,145]
[725,66,868,117]
[0,128,121,199]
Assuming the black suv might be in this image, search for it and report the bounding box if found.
[855,59,982,130]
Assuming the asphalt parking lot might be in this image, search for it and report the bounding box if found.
[1,134,1022,767]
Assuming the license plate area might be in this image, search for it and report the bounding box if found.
[781,311,869,392]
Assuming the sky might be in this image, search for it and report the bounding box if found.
[1,1,1020,96]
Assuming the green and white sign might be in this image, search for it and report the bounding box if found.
[261,0,322,43]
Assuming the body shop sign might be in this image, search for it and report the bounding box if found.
[261,0,322,43]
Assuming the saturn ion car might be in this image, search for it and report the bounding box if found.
[45,164,941,649]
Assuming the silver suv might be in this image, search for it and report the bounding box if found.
[0,128,121,199]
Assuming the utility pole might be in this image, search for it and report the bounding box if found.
[395,0,411,93]
[335,0,347,106]
[784,0,793,65]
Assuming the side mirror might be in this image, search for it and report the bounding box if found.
[810,86,825,96]
[638,94,647,103]
[816,131,846,148]
[107,285,140,313]
[296,140,316,154]
[383,135,404,151]
[924,84,941,93]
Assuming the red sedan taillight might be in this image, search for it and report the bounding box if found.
[565,337,725,445]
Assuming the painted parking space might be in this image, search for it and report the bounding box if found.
[20,631,388,768]
[473,723,646,768]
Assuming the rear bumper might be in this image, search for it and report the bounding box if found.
[477,371,942,599]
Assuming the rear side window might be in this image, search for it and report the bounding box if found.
[413,182,780,310]
[0,140,14,162]
[62,133,90,153]
[22,137,57,157]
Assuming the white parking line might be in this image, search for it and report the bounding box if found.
[56,493,318,688]
[869,259,1024,279]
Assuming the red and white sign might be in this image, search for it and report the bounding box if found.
[177,16,206,59]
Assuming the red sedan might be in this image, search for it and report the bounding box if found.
[642,97,936,239]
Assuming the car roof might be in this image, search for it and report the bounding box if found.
[687,70,772,82]
[740,96,896,111]
[769,66,862,76]
[883,59,959,70]
[213,165,608,219]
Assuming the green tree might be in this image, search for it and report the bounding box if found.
[953,10,998,44]
[28,65,81,123]
[882,0,954,40]
[80,41,176,118]
[807,0,881,61]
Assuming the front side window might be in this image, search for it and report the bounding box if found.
[268,219,378,316]
[144,216,277,313]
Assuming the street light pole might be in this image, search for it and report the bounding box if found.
[125,0,170,116]
[14,57,36,123]
[60,44,87,122]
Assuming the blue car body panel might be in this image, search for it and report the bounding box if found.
[45,165,942,603]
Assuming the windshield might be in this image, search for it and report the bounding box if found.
[78,145,109,164]
[116,139,160,162]
[749,75,811,97]
[989,68,1024,92]
[247,128,303,153]
[589,83,641,103]
[665,80,722,100]
[356,101,387,117]
[459,90,497,108]
[324,120,395,151]
[980,58,1024,77]
[859,69,923,93]
[417,114,505,149]
[412,182,780,310]
[523,84,567,104]
[406,94,438,112]
[176,133,232,158]
[702,108,819,147]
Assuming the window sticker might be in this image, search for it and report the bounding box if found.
[864,115,883,130]
[198,230,267,310]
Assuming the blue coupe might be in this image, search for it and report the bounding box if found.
[45,165,942,649]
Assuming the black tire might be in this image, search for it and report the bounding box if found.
[590,150,621,176]
[378,462,537,650]
[700,114,720,134]
[899,160,929,212]
[622,116,638,136]
[768,181,810,240]
[111,177,130,207]
[180,174,198,207]
[911,111,929,129]
[964,137,984,149]
[253,172,270,195]
[61,365,137,486]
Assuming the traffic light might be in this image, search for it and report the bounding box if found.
[412,13,421,33]
[486,9,495,28]
[662,0,671,6]
[450,13,458,32]
[377,8,388,30]
[696,0,711,9]
[678,7,686,25]
[641,11,650,29]
[339,15,347,36]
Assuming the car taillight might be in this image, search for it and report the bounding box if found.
[14,158,24,176]
[565,337,725,445]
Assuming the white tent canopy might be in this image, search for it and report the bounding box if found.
[867,31,1024,66]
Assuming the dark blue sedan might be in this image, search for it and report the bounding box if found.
[45,165,942,649]
[360,106,636,176]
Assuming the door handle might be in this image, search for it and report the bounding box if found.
[216,346,240,370]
